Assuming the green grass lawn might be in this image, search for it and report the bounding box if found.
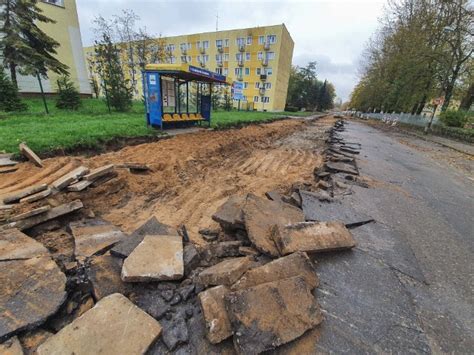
[0,98,313,155]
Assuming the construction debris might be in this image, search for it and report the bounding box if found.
[10,206,51,222]
[83,164,115,181]
[273,221,356,255]
[116,163,150,172]
[52,166,90,190]
[0,336,23,355]
[121,235,184,282]
[225,276,323,354]
[66,179,93,192]
[198,285,232,344]
[242,193,304,257]
[0,256,67,339]
[19,143,43,168]
[3,184,48,204]
[87,254,132,300]
[198,257,253,287]
[212,195,246,230]
[0,166,18,174]
[19,188,52,203]
[36,293,162,355]
[0,228,49,260]
[325,161,359,175]
[232,251,319,291]
[69,219,126,257]
[13,200,83,231]
[0,153,17,168]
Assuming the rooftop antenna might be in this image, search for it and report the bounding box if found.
[216,11,219,31]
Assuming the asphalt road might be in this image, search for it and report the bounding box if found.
[313,120,473,353]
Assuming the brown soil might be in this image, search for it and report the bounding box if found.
[0,117,335,245]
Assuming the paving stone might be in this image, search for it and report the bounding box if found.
[232,251,319,291]
[161,316,189,351]
[0,257,67,339]
[10,206,50,222]
[0,228,49,261]
[122,235,184,282]
[83,164,115,181]
[198,257,252,287]
[13,200,83,231]
[110,216,178,258]
[19,188,52,203]
[300,192,373,227]
[51,166,89,190]
[0,336,24,355]
[225,276,322,354]
[242,194,304,257]
[273,221,356,255]
[19,143,43,167]
[37,293,162,355]
[87,254,132,300]
[3,184,48,204]
[212,195,246,230]
[325,161,358,175]
[69,219,126,257]
[198,285,232,344]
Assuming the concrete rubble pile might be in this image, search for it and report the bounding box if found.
[0,118,373,354]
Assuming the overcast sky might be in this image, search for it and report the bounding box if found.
[77,0,385,102]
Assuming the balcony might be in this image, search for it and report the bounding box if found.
[237,75,243,81]
[200,61,206,68]
[260,74,267,81]
[238,44,245,52]
[259,88,266,96]
[181,48,187,55]
[217,45,224,53]
[199,47,206,54]
[217,61,223,67]
[238,60,244,67]
[263,42,270,51]
[261,59,268,67]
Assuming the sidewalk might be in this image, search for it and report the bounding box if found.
[410,131,474,156]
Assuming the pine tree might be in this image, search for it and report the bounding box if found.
[0,71,27,112]
[56,75,81,110]
[0,0,69,88]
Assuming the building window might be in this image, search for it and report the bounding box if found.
[242,95,247,101]
[181,55,188,63]
[197,55,201,62]
[168,56,176,64]
[245,53,251,61]
[246,36,252,45]
[216,68,223,74]
[180,43,186,51]
[262,96,270,103]
[255,82,260,89]
[216,54,223,61]
[224,39,229,47]
[258,35,265,44]
[223,68,228,76]
[267,35,277,44]
[245,68,250,76]
[188,55,192,62]
[256,68,261,75]
[265,83,272,89]
[266,67,273,75]
[224,53,229,61]
[235,68,242,75]
[202,40,209,48]
[236,53,243,61]
[257,52,263,60]
[166,44,175,52]
[203,55,209,63]
[216,39,223,48]
[254,96,259,102]
[236,37,245,46]
[42,0,65,7]
[244,82,248,89]
[266,52,275,60]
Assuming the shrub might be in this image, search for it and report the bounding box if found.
[56,76,82,110]
[285,105,298,112]
[0,71,27,112]
[439,109,469,128]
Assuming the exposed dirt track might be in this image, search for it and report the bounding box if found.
[0,117,334,243]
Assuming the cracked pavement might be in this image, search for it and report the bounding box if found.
[313,120,473,353]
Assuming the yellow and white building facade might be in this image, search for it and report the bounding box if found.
[85,24,294,111]
[12,0,91,95]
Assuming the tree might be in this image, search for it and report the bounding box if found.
[0,70,26,111]
[56,75,81,110]
[0,0,68,88]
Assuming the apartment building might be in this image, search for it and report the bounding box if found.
[85,24,294,111]
[7,0,91,95]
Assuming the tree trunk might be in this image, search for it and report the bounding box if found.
[9,62,18,89]
[460,83,474,110]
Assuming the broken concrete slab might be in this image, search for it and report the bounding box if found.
[242,194,304,257]
[69,219,126,257]
[265,190,283,202]
[14,200,83,231]
[3,184,48,204]
[51,166,89,190]
[0,154,17,168]
[66,179,93,192]
[83,164,115,181]
[131,288,170,320]
[37,293,162,355]
[90,171,118,187]
[198,257,252,287]
[19,143,43,167]
[0,256,67,339]
[212,195,246,230]
[10,206,50,222]
[0,336,24,355]
[0,166,18,174]
[325,161,358,175]
[161,315,189,351]
[273,221,356,255]
[300,189,333,203]
[19,188,52,203]
[300,191,373,227]
[339,146,360,155]
[183,243,201,276]
[198,285,232,344]
[117,163,150,172]
[232,251,319,291]
[205,241,243,258]
[87,254,132,300]
[110,216,178,258]
[225,276,323,354]
[0,228,49,260]
[122,235,184,282]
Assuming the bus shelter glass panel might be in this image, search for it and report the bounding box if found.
[161,77,176,113]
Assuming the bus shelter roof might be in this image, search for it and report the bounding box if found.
[144,64,232,85]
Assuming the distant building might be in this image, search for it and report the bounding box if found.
[5,0,91,96]
[84,24,294,111]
